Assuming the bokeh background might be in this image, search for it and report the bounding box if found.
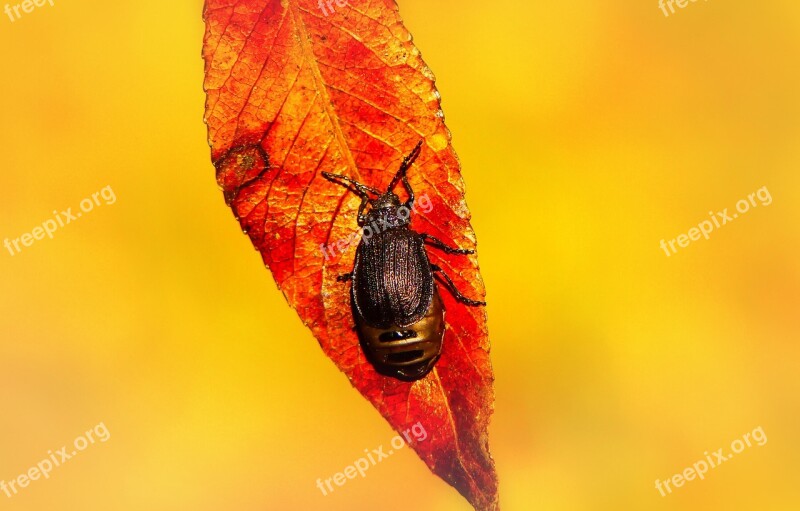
[1,1,798,510]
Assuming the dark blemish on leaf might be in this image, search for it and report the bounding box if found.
[213,143,271,206]
[239,154,256,170]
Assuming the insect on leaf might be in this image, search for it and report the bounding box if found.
[202,1,498,509]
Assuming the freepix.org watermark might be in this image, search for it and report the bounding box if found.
[4,0,55,23]
[654,425,767,497]
[315,421,428,496]
[1,422,111,499]
[319,193,433,261]
[658,0,708,18]
[659,186,772,257]
[4,185,116,257]
[317,0,348,17]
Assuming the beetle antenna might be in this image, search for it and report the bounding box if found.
[322,172,382,198]
[387,140,423,192]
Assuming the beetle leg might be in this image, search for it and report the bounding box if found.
[430,264,486,306]
[402,172,414,209]
[322,171,381,196]
[422,234,475,255]
[356,195,370,226]
[322,172,376,227]
[337,272,353,282]
[398,149,417,208]
[387,141,423,201]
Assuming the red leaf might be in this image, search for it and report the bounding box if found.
[202,1,498,509]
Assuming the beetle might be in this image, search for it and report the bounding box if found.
[322,141,485,381]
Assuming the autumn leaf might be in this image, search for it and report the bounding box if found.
[202,1,497,509]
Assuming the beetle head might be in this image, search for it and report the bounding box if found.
[372,192,401,210]
[321,141,423,231]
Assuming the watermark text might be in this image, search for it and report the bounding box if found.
[660,186,771,257]
[315,422,428,496]
[4,185,117,257]
[320,193,432,261]
[1,422,111,499]
[4,0,55,23]
[655,425,767,496]
[659,0,708,18]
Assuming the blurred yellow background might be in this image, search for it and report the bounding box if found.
[1,1,798,510]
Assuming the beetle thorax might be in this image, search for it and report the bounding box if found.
[365,194,411,229]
